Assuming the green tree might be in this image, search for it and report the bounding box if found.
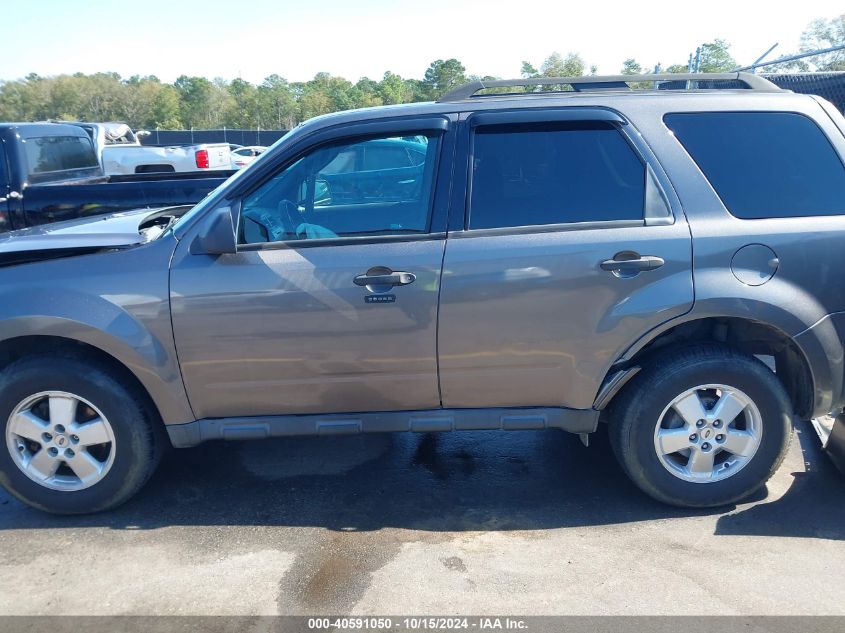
[621,58,643,75]
[520,61,538,78]
[799,14,845,70]
[174,75,214,127]
[540,52,586,77]
[422,59,466,99]
[257,75,296,129]
[148,84,181,129]
[352,77,383,108]
[378,71,411,105]
[518,52,586,91]
[697,39,736,72]
[225,78,260,127]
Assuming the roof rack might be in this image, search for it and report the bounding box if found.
[437,72,781,102]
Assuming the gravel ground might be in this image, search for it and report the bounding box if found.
[0,420,843,616]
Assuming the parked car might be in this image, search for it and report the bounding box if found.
[0,122,231,232]
[67,121,232,175]
[230,145,266,169]
[2,72,845,514]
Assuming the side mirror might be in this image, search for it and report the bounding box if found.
[190,206,237,255]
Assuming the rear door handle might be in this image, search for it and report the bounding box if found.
[353,271,416,287]
[600,255,665,273]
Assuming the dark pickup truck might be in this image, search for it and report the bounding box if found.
[0,123,232,233]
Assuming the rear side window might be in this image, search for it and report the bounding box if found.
[665,112,845,219]
[22,135,99,175]
[469,121,646,229]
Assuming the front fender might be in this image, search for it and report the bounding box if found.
[0,236,193,424]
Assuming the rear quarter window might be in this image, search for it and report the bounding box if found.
[664,112,845,219]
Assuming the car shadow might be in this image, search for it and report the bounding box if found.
[0,422,840,535]
[714,420,845,540]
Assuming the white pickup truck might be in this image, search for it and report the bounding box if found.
[71,122,232,175]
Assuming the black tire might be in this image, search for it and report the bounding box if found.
[0,355,163,514]
[607,344,793,508]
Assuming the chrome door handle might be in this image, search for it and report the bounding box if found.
[600,255,665,273]
[354,271,416,287]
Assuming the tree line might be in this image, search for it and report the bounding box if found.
[1,14,842,131]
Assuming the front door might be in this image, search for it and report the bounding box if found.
[437,109,694,411]
[170,122,453,419]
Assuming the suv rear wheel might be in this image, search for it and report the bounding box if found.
[608,344,792,508]
[0,355,163,514]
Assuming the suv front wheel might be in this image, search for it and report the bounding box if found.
[608,344,793,508]
[0,355,163,514]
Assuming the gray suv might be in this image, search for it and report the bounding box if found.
[2,72,844,514]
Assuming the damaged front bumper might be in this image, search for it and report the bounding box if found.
[812,412,845,475]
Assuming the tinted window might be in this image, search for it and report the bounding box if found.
[0,143,8,233]
[240,134,439,244]
[665,112,845,219]
[22,136,99,175]
[0,142,7,188]
[363,145,414,170]
[469,122,645,229]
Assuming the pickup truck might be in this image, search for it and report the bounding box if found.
[68,122,232,175]
[0,122,232,232]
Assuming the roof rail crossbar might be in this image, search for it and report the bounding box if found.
[437,72,781,102]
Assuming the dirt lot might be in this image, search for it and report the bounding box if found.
[0,420,843,616]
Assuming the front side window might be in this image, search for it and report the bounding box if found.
[469,121,646,230]
[664,112,845,219]
[240,134,439,244]
[22,136,99,176]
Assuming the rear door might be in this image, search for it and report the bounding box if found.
[437,108,694,411]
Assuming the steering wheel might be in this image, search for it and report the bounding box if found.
[241,199,301,243]
[278,199,300,235]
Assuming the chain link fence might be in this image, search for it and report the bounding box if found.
[656,72,845,112]
[141,128,288,147]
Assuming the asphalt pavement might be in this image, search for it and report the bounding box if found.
[0,420,843,616]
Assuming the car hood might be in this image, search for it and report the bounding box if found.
[0,207,189,254]
[0,206,191,265]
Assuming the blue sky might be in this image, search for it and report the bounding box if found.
[1,0,842,83]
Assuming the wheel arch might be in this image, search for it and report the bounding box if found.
[0,318,194,428]
[0,334,167,429]
[596,315,819,420]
